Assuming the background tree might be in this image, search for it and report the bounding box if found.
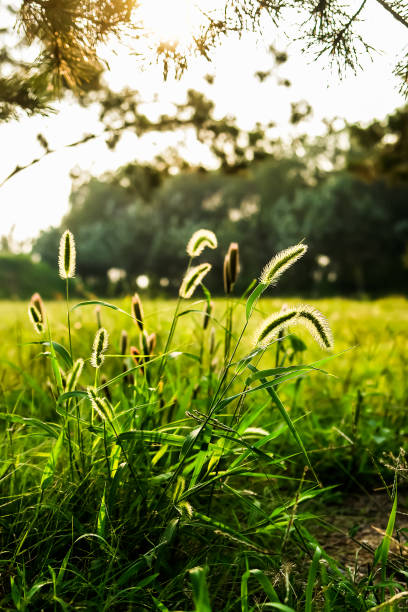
[1,0,407,122]
[33,104,408,297]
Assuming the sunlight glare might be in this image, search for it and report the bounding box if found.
[137,0,204,47]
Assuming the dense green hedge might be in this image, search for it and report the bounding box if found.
[0,253,65,299]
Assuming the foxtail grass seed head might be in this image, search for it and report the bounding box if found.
[66,358,84,392]
[58,230,76,279]
[179,263,212,299]
[91,327,108,368]
[223,253,232,294]
[130,345,141,364]
[28,303,43,334]
[30,293,45,324]
[131,293,144,331]
[148,332,157,354]
[203,300,213,330]
[87,387,108,421]
[260,243,308,287]
[186,229,217,257]
[296,305,334,350]
[255,308,299,347]
[227,242,240,285]
[255,304,334,350]
[120,330,128,356]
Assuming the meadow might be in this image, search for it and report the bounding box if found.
[0,275,407,609]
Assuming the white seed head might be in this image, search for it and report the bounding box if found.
[28,303,43,334]
[66,358,84,392]
[255,304,334,351]
[131,293,144,331]
[58,230,76,279]
[260,243,308,287]
[91,327,109,368]
[87,387,108,421]
[179,263,212,299]
[30,293,45,324]
[296,305,334,350]
[186,229,217,258]
[254,308,299,347]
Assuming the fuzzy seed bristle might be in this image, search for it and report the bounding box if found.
[91,328,108,368]
[223,253,232,294]
[296,305,334,350]
[255,304,334,351]
[186,229,217,258]
[260,243,307,287]
[254,308,299,347]
[131,293,144,331]
[87,387,108,421]
[120,330,128,356]
[66,358,84,392]
[30,293,45,325]
[179,263,212,299]
[58,230,76,279]
[148,332,157,354]
[28,303,43,334]
[227,243,240,285]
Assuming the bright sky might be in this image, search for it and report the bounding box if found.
[0,0,406,245]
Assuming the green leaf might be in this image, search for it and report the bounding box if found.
[245,365,317,384]
[305,545,321,612]
[245,282,266,321]
[71,300,133,319]
[97,486,107,539]
[189,566,212,612]
[118,430,187,447]
[374,491,397,568]
[40,429,64,490]
[46,342,73,369]
[179,426,202,460]
[25,341,73,369]
[0,413,60,438]
[247,364,320,486]
[241,568,280,612]
[152,597,170,611]
[58,390,88,403]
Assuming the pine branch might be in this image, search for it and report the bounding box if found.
[374,0,408,29]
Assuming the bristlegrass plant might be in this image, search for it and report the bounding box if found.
[58,229,76,360]
[1,233,405,611]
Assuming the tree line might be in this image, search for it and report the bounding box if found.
[32,104,408,297]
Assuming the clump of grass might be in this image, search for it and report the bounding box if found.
[2,233,404,611]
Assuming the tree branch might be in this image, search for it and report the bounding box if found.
[374,0,408,29]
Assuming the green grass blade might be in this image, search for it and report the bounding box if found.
[40,429,64,490]
[189,566,212,612]
[305,545,321,612]
[245,282,266,321]
[247,364,320,485]
[374,491,397,569]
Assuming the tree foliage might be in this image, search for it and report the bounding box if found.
[1,0,407,121]
[33,104,408,297]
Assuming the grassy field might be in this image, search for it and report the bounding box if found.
[0,294,407,610]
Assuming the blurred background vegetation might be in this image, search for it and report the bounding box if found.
[1,0,407,299]
[3,98,407,299]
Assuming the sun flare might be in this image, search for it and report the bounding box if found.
[137,0,205,48]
